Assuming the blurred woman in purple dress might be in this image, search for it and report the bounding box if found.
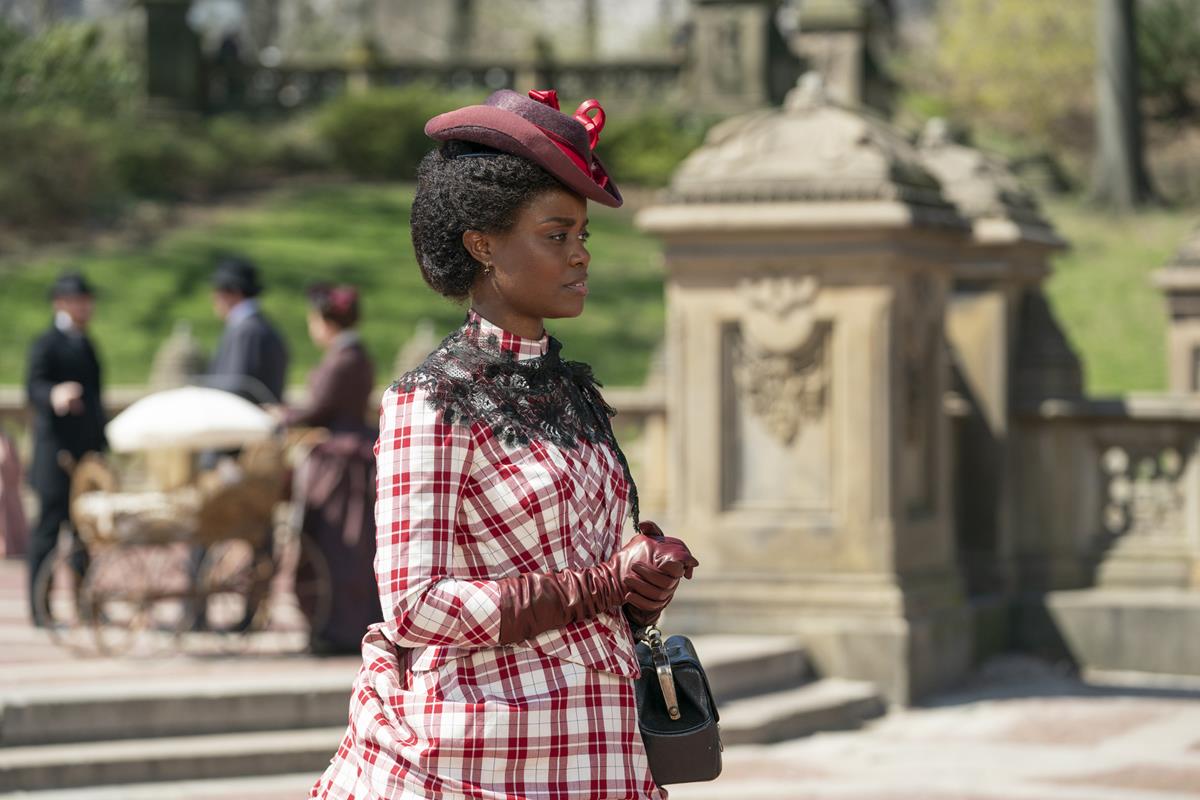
[280,284,382,653]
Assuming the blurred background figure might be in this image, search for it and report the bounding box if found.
[24,271,105,626]
[0,430,28,559]
[208,255,288,406]
[192,255,289,629]
[273,283,381,654]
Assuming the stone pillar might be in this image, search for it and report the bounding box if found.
[392,319,438,378]
[637,76,971,703]
[917,119,1077,608]
[143,0,204,110]
[685,0,802,113]
[778,0,896,112]
[150,321,207,390]
[1154,225,1200,393]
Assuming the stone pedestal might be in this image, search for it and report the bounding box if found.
[685,0,802,113]
[638,77,971,703]
[917,119,1077,604]
[144,0,204,110]
[1154,224,1200,393]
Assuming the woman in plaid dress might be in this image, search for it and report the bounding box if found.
[310,89,699,800]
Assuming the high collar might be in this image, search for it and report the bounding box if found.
[54,311,84,337]
[464,309,549,362]
[331,329,360,351]
[226,298,259,328]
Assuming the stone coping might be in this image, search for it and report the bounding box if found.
[1020,394,1200,422]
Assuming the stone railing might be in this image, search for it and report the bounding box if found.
[1012,395,1200,595]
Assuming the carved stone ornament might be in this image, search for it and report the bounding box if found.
[733,275,829,444]
[1100,445,1185,540]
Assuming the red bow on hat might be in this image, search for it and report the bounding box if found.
[528,89,610,188]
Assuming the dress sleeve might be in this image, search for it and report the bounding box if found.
[374,385,502,649]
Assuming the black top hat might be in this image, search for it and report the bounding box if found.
[211,256,263,298]
[49,271,95,300]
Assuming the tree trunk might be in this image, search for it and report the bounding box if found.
[1091,0,1156,212]
[583,0,598,59]
[450,0,475,56]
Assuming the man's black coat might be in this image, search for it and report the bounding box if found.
[209,307,288,405]
[25,325,107,500]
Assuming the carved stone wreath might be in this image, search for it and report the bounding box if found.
[734,332,828,444]
[733,275,830,444]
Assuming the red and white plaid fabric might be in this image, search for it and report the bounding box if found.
[312,312,664,800]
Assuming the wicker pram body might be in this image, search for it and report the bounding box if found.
[69,440,287,550]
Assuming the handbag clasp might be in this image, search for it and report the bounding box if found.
[642,626,681,720]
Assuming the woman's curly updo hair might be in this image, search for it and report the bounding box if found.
[307,282,360,328]
[410,140,568,300]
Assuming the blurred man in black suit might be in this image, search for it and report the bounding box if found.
[25,272,106,625]
[208,256,288,405]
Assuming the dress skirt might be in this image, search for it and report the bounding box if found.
[311,628,664,800]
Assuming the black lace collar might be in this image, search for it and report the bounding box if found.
[393,312,640,525]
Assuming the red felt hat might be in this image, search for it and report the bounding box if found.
[424,89,623,208]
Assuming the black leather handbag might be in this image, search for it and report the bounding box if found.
[634,626,723,785]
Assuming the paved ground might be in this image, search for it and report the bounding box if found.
[3,557,1200,799]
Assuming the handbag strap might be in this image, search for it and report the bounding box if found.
[639,625,682,720]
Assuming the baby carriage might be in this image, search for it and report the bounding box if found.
[37,385,333,656]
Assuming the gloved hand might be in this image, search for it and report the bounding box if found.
[496,521,699,645]
[623,521,697,626]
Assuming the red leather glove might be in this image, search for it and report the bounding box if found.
[623,521,697,626]
[496,521,699,645]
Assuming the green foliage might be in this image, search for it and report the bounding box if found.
[106,123,228,201]
[0,183,664,388]
[103,116,329,202]
[1044,198,1196,394]
[0,21,139,114]
[316,85,484,180]
[1138,0,1200,119]
[600,111,717,187]
[901,0,1094,160]
[0,110,122,230]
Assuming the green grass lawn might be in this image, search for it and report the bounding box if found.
[1044,199,1197,395]
[1,181,1193,397]
[0,182,665,389]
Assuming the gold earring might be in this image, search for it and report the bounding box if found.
[483,261,493,276]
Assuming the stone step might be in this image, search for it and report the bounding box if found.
[718,678,886,746]
[1,636,806,748]
[0,666,358,748]
[0,771,317,800]
[684,635,809,701]
[0,727,343,793]
[0,681,885,794]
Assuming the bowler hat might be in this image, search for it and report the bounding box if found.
[424,89,623,208]
[49,271,95,300]
[211,256,263,297]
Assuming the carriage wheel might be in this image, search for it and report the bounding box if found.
[81,550,145,656]
[135,544,196,647]
[195,539,273,653]
[267,532,333,648]
[32,538,91,654]
[82,545,195,657]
